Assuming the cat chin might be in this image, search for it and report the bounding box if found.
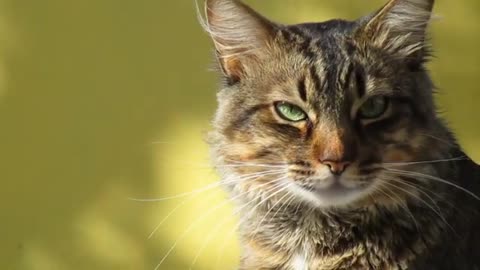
[288,177,374,208]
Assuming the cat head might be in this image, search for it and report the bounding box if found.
[204,0,452,209]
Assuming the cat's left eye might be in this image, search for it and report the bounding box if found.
[274,102,307,122]
[358,96,389,120]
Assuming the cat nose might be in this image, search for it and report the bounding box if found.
[320,160,351,175]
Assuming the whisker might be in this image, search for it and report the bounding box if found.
[293,197,306,218]
[214,221,239,269]
[418,133,458,147]
[223,159,289,167]
[239,180,291,219]
[373,183,420,231]
[383,173,465,223]
[153,175,288,269]
[385,168,480,201]
[271,193,297,222]
[381,156,467,166]
[379,178,456,234]
[188,210,233,270]
[147,192,206,240]
[130,169,285,202]
[212,180,292,269]
[216,163,288,169]
[385,175,444,213]
[187,180,291,270]
[250,185,293,238]
[149,204,187,240]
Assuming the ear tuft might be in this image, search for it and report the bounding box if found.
[359,0,435,60]
[198,0,276,82]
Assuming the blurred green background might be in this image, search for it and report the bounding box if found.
[0,0,478,269]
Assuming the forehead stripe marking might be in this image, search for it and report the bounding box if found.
[298,76,307,102]
[355,67,366,97]
[309,65,322,94]
[289,27,317,61]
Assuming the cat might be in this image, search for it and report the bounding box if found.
[201,0,480,269]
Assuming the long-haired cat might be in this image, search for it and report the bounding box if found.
[202,0,480,269]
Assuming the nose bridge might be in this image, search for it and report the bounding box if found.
[313,121,356,163]
[322,127,346,161]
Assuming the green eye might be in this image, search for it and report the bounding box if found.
[275,102,307,122]
[358,96,389,119]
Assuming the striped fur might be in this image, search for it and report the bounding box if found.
[203,0,480,269]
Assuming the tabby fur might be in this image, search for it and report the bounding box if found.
[202,0,480,269]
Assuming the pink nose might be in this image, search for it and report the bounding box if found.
[321,160,351,175]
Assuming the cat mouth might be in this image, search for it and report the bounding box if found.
[294,176,373,207]
[313,181,369,198]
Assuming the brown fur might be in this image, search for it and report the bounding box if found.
[202,0,480,269]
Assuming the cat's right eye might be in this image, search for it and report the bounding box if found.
[274,102,307,122]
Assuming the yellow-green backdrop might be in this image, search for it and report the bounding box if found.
[1,0,479,269]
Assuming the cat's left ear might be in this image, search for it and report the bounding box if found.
[358,0,435,63]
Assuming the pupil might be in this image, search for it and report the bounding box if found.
[369,99,382,114]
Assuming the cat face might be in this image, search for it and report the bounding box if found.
[205,0,449,208]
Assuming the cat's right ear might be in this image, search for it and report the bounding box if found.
[201,0,276,84]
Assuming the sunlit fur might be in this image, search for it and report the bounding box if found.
[203,0,480,269]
